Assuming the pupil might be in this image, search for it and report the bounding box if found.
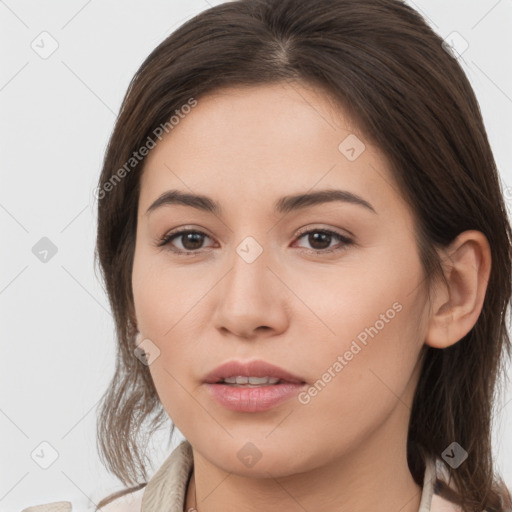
[309,232,330,250]
[183,232,203,250]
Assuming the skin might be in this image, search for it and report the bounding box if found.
[131,81,491,512]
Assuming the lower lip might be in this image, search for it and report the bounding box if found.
[204,382,306,412]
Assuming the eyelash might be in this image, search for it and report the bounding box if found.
[155,227,354,256]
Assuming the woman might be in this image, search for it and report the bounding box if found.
[24,0,512,511]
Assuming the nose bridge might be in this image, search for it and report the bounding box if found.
[212,232,287,337]
[225,234,271,306]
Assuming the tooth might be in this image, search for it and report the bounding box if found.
[220,376,281,385]
[248,376,279,385]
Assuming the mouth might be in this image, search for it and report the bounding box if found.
[203,360,307,412]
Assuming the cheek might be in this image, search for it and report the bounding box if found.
[291,297,425,455]
[131,245,207,414]
[328,240,426,355]
[298,248,427,409]
[132,263,200,430]
[132,242,202,339]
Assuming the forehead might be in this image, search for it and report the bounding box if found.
[145,81,363,162]
[138,81,406,221]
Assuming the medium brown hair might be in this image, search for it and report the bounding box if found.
[94,0,512,510]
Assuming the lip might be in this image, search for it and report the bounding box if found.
[203,359,307,413]
[203,359,306,384]
[204,381,306,412]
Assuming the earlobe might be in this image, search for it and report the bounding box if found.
[424,230,491,349]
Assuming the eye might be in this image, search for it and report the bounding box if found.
[155,229,215,255]
[293,227,353,254]
[155,227,354,256]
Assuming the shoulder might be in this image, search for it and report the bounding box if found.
[21,502,72,512]
[95,486,145,512]
[21,486,145,512]
[23,441,192,512]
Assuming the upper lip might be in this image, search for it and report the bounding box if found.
[203,359,306,384]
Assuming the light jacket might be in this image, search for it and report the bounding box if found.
[22,440,468,512]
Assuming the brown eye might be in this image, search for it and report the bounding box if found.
[304,231,332,250]
[294,228,353,254]
[156,227,353,256]
[156,229,214,254]
[177,231,207,251]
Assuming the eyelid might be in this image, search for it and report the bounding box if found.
[294,224,353,240]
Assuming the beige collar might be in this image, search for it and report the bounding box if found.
[141,440,194,512]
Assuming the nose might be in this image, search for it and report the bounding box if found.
[212,242,289,340]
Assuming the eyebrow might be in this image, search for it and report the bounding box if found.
[145,188,377,216]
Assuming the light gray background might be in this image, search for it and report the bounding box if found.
[1,1,511,511]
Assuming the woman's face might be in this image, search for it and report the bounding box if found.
[132,81,431,477]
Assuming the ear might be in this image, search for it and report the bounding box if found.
[424,230,491,349]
